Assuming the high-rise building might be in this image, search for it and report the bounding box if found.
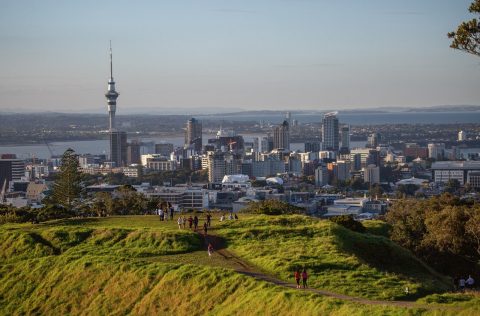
[273,120,290,150]
[155,143,174,157]
[127,140,141,165]
[110,131,127,167]
[0,157,25,188]
[104,42,127,167]
[458,130,467,141]
[185,118,202,152]
[322,112,339,151]
[364,164,380,185]
[368,133,381,148]
[428,143,445,160]
[340,125,350,150]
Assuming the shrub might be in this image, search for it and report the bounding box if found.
[329,215,366,233]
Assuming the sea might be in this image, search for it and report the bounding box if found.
[1,111,479,160]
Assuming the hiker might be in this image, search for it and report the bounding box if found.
[208,243,214,256]
[188,216,193,229]
[158,208,164,221]
[182,216,187,229]
[220,214,225,222]
[228,213,234,220]
[170,207,174,220]
[203,222,208,236]
[302,269,308,288]
[177,216,183,229]
[294,270,301,288]
[193,216,199,230]
[466,275,475,289]
[206,213,212,227]
[459,277,466,291]
[234,213,238,220]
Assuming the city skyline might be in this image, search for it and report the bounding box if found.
[1,0,479,113]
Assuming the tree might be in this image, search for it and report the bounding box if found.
[51,148,82,212]
[448,0,480,57]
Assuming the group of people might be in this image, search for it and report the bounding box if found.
[456,275,476,291]
[294,269,309,289]
[157,207,174,221]
[219,213,238,221]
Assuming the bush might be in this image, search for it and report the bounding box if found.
[329,215,366,233]
[244,200,305,215]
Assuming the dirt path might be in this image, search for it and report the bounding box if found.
[201,232,455,310]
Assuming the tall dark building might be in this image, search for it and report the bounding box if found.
[185,118,202,152]
[155,143,174,157]
[127,140,141,165]
[110,131,127,167]
[322,112,339,151]
[0,157,25,188]
[340,125,350,150]
[273,120,290,150]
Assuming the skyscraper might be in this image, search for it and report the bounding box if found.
[185,118,202,152]
[104,42,127,167]
[322,112,339,151]
[273,120,290,150]
[340,125,350,150]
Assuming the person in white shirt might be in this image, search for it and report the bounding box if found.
[466,275,475,289]
[177,217,183,229]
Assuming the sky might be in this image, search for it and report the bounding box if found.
[0,0,479,114]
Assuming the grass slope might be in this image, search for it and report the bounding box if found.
[215,215,450,300]
[0,215,478,315]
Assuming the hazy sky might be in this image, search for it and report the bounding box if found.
[0,0,479,114]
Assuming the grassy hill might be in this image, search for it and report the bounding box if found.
[0,215,478,315]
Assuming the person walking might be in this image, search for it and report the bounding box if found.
[301,268,308,289]
[206,213,212,227]
[182,216,186,229]
[208,243,214,256]
[294,270,301,288]
[159,208,164,221]
[466,275,475,289]
[170,207,174,220]
[188,216,193,229]
[177,216,183,229]
[193,215,199,230]
[203,222,208,236]
[459,277,466,291]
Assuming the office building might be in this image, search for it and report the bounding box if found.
[322,112,339,151]
[273,120,290,150]
[458,130,466,141]
[315,164,329,187]
[109,131,127,167]
[431,161,480,186]
[0,157,25,188]
[127,141,141,165]
[368,133,381,148]
[185,118,202,152]
[364,164,380,185]
[428,143,445,160]
[340,125,350,150]
[155,143,174,157]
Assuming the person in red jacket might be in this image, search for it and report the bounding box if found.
[294,270,301,288]
[302,268,308,288]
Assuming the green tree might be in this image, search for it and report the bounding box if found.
[448,0,480,57]
[51,148,82,212]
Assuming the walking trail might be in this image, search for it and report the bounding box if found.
[201,231,456,310]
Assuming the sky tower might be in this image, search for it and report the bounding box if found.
[105,41,119,131]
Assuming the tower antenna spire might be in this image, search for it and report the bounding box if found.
[109,40,113,80]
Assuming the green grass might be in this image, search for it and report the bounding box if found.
[0,215,477,315]
[214,215,451,300]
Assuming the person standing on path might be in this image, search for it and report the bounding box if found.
[459,277,466,291]
[294,270,301,289]
[170,207,174,220]
[206,213,212,227]
[188,216,193,229]
[193,215,199,230]
[182,216,186,229]
[466,275,475,289]
[302,269,308,289]
[203,222,208,236]
[177,216,183,229]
